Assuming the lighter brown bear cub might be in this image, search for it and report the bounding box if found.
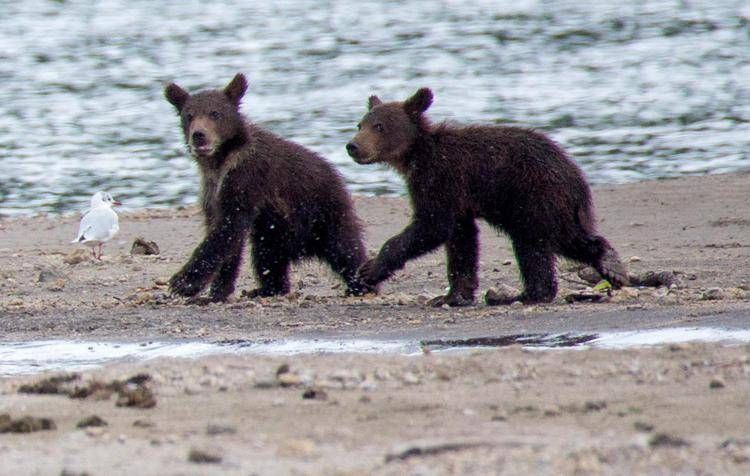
[166,73,374,302]
[347,88,628,306]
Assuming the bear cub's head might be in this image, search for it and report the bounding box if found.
[165,73,248,161]
[346,87,433,168]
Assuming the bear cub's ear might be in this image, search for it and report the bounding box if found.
[224,73,248,105]
[368,95,382,110]
[403,87,433,119]
[165,83,190,112]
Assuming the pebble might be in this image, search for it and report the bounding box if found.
[634,421,654,432]
[206,424,237,435]
[131,237,160,256]
[37,268,62,283]
[63,249,90,265]
[188,448,223,464]
[276,438,318,458]
[76,415,108,428]
[402,372,421,385]
[277,373,302,387]
[485,284,519,305]
[302,387,328,401]
[47,278,66,292]
[701,288,725,301]
[649,432,689,448]
[709,377,726,389]
[611,287,639,303]
[85,426,105,437]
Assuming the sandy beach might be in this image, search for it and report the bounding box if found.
[2,172,750,474]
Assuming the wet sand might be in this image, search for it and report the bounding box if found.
[2,172,750,474]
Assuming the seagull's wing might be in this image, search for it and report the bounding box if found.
[73,207,118,243]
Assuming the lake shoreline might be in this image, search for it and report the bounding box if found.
[3,171,750,341]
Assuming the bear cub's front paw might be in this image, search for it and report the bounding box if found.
[356,258,390,286]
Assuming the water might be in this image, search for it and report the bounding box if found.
[0,0,748,216]
[2,327,750,376]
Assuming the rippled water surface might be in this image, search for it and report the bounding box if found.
[1,0,748,216]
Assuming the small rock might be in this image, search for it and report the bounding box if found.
[634,421,654,432]
[116,385,156,408]
[302,387,328,400]
[60,469,90,476]
[564,292,605,303]
[131,237,160,256]
[48,278,66,292]
[154,277,169,286]
[276,438,318,458]
[709,377,726,389]
[85,426,105,437]
[18,373,80,395]
[649,432,689,448]
[402,372,421,385]
[628,256,642,263]
[277,373,302,387]
[668,343,691,352]
[254,378,277,389]
[63,249,91,265]
[206,423,237,435]
[0,414,56,433]
[583,400,607,412]
[701,288,725,301]
[502,259,512,266]
[577,267,603,284]
[133,419,154,428]
[485,284,520,306]
[276,363,291,376]
[37,267,63,283]
[611,287,639,303]
[76,415,108,428]
[188,448,222,464]
[491,412,508,422]
[629,270,682,288]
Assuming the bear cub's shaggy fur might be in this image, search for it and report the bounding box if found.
[346,88,627,306]
[166,73,373,301]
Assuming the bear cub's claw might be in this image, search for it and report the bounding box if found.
[599,249,630,288]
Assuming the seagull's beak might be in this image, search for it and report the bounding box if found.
[112,200,122,206]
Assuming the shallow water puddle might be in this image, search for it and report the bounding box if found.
[1,327,749,376]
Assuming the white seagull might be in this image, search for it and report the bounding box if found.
[71,191,121,260]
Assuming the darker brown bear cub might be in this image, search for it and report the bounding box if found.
[166,73,373,301]
[346,88,628,306]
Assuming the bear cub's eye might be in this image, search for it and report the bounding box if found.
[356,123,361,130]
[185,113,194,121]
[374,123,385,133]
[210,111,222,120]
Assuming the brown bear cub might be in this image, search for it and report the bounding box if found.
[165,73,373,301]
[346,88,628,306]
